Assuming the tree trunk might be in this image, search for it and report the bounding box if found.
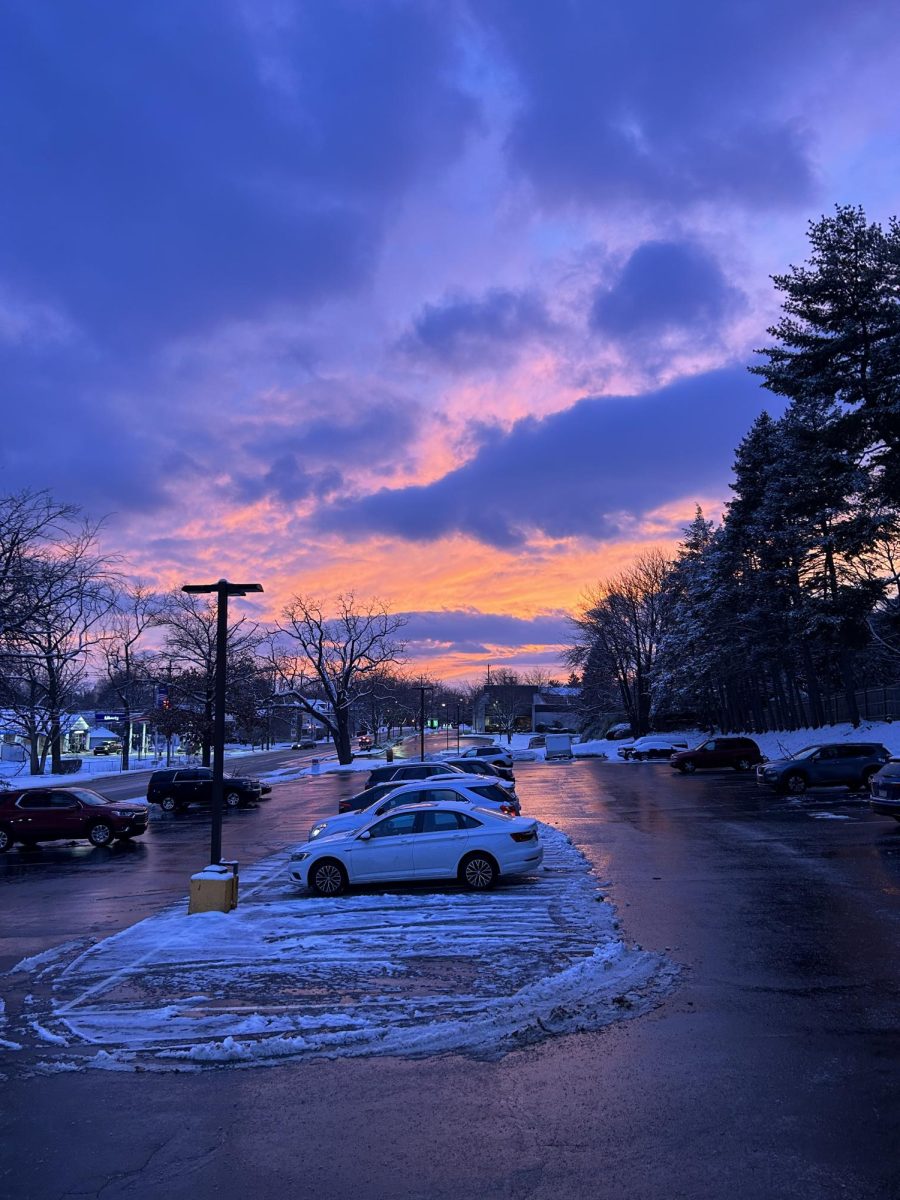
[839,648,860,727]
[800,642,825,728]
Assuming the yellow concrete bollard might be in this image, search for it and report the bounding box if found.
[188,861,239,914]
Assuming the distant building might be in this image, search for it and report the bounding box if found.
[473,685,581,733]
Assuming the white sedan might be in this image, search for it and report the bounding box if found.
[459,744,514,769]
[308,776,520,842]
[289,801,543,895]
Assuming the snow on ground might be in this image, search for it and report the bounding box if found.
[1,825,676,1073]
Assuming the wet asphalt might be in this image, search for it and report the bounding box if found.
[1,747,899,1200]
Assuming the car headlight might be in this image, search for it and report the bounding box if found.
[290,851,310,862]
[113,809,143,818]
[309,824,326,839]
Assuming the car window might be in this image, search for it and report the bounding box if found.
[423,810,463,833]
[17,793,54,809]
[423,789,466,806]
[457,813,483,829]
[74,791,113,806]
[380,789,428,812]
[702,740,717,751]
[367,812,419,838]
[475,784,507,804]
[50,794,79,808]
[879,762,900,777]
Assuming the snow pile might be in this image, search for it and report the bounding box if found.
[4,825,676,1072]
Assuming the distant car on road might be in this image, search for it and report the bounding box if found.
[147,768,265,812]
[289,801,543,895]
[671,737,762,774]
[0,787,149,852]
[869,759,900,820]
[291,739,317,749]
[619,736,689,761]
[92,742,122,756]
[757,743,889,795]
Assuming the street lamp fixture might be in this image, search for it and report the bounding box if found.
[181,579,263,866]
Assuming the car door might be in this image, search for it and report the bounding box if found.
[348,810,421,882]
[413,804,469,877]
[12,791,57,839]
[813,746,843,785]
[49,792,87,839]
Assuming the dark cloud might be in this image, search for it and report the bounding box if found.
[591,241,745,339]
[402,288,554,370]
[471,0,876,211]
[313,368,776,547]
[0,1,478,347]
[401,610,570,649]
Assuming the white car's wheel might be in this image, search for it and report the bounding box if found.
[309,859,348,896]
[460,852,498,890]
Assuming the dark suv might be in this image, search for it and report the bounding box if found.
[0,787,149,852]
[757,743,889,795]
[147,768,263,812]
[670,736,762,774]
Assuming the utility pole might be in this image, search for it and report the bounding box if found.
[456,702,461,753]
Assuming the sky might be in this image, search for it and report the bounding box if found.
[2,0,900,680]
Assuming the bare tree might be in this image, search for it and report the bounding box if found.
[101,583,165,769]
[157,590,261,766]
[0,490,81,645]
[568,550,670,737]
[274,594,407,764]
[0,516,118,773]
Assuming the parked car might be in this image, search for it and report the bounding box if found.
[92,742,122,756]
[869,759,900,820]
[310,777,521,841]
[757,743,890,795]
[146,768,263,811]
[289,801,543,895]
[437,756,515,784]
[0,787,149,852]
[458,744,514,770]
[670,736,762,773]
[528,735,545,749]
[291,739,317,749]
[619,736,690,761]
[341,771,518,815]
[365,761,466,790]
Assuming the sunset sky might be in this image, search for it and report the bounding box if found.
[2,1,899,679]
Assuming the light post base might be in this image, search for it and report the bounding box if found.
[188,861,239,914]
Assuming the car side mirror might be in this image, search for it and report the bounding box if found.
[358,830,372,841]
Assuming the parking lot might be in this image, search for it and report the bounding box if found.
[2,750,899,1199]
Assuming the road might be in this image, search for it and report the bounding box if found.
[2,751,899,1199]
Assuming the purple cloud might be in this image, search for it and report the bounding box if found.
[402,288,554,370]
[591,241,745,340]
[312,368,777,548]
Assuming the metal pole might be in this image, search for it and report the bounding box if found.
[211,584,228,865]
[419,687,426,762]
[456,704,461,753]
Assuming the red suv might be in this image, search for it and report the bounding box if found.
[0,787,149,852]
[670,736,762,774]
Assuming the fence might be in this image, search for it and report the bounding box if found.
[760,682,900,730]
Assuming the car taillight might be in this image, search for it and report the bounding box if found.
[510,830,536,842]
[500,804,515,814]
[339,802,350,813]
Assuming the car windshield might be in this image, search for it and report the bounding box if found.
[71,790,113,806]
[788,746,821,760]
[879,762,900,778]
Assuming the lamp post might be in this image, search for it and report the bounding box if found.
[182,579,263,865]
[456,702,461,753]
[442,702,449,749]
[417,685,432,762]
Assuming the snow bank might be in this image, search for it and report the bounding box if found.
[4,825,676,1073]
